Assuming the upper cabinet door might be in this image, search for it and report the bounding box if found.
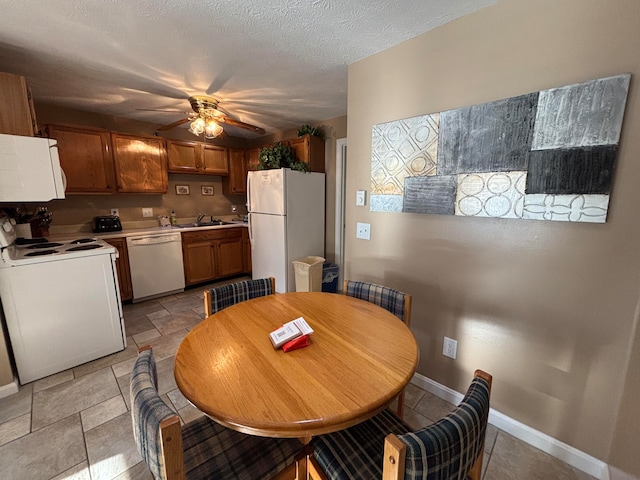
[166,140,201,173]
[246,147,260,172]
[287,135,325,173]
[223,148,247,194]
[202,145,229,175]
[111,133,167,193]
[0,72,37,136]
[45,125,115,194]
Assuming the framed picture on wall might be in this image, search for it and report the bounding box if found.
[201,185,214,196]
[175,185,190,195]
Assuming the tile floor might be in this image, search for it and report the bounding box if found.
[0,278,597,480]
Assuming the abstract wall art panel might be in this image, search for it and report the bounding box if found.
[527,146,617,195]
[532,75,630,150]
[404,176,457,215]
[370,73,630,223]
[438,93,538,175]
[371,113,439,195]
[522,194,610,223]
[455,171,526,219]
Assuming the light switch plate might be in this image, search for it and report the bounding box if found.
[142,207,153,218]
[356,222,370,240]
[356,190,366,206]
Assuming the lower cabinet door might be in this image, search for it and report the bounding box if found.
[215,238,244,278]
[184,242,215,285]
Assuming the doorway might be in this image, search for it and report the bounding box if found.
[335,138,347,290]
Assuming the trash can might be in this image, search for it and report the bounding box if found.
[292,256,325,292]
[322,262,339,293]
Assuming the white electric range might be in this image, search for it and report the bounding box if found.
[0,216,126,384]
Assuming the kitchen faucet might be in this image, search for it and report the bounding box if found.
[196,212,206,224]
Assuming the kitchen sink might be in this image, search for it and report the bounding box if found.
[173,221,234,228]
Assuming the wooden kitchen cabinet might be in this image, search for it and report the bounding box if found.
[242,228,252,274]
[166,139,201,174]
[111,132,167,193]
[182,227,245,285]
[246,147,260,171]
[166,139,228,175]
[287,134,325,173]
[45,124,116,194]
[202,144,228,175]
[0,71,37,136]
[104,237,133,301]
[182,239,215,285]
[222,148,247,194]
[249,134,325,173]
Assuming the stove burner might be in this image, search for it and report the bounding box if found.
[25,249,59,257]
[27,242,63,249]
[69,238,97,244]
[66,244,103,252]
[15,237,49,245]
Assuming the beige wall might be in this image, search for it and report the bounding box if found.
[345,0,640,474]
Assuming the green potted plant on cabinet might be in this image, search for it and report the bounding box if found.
[297,124,325,141]
[258,143,309,172]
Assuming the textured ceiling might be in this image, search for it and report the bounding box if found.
[0,0,495,138]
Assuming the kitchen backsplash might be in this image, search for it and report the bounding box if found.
[34,173,247,233]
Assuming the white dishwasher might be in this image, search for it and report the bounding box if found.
[126,232,185,302]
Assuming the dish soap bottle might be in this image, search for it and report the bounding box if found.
[170,211,177,225]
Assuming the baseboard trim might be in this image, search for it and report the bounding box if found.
[411,372,610,480]
[0,377,19,399]
[609,466,640,480]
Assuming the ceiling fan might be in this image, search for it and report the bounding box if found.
[150,95,266,138]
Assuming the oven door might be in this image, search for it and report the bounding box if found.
[0,252,124,384]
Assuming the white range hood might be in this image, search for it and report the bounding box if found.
[0,134,65,202]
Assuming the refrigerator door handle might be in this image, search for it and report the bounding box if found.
[246,173,252,213]
[248,213,253,247]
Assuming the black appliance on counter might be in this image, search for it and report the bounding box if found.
[93,215,122,233]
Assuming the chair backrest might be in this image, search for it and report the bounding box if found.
[130,346,185,480]
[343,279,412,326]
[204,277,276,317]
[383,370,493,480]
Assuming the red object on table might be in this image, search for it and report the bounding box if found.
[282,334,311,352]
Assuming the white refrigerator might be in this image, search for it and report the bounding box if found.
[247,168,325,293]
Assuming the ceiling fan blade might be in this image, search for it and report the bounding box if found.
[218,116,265,135]
[136,108,184,113]
[156,118,190,131]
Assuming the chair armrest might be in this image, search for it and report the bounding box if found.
[383,433,406,480]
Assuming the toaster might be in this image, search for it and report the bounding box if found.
[93,215,122,233]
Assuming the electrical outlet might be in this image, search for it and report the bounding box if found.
[356,190,366,206]
[356,222,370,240]
[142,207,153,218]
[110,208,119,217]
[443,337,457,359]
[231,204,237,213]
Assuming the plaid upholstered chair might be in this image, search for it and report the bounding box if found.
[307,370,492,480]
[343,279,412,416]
[204,277,276,317]
[130,346,302,480]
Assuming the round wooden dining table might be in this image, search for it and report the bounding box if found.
[174,292,419,441]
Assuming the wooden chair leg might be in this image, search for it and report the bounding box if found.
[204,290,212,317]
[306,452,329,480]
[467,449,484,480]
[396,390,405,419]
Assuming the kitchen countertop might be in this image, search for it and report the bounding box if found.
[49,220,248,242]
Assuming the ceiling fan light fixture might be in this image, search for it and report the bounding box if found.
[204,119,223,139]
[188,117,205,135]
